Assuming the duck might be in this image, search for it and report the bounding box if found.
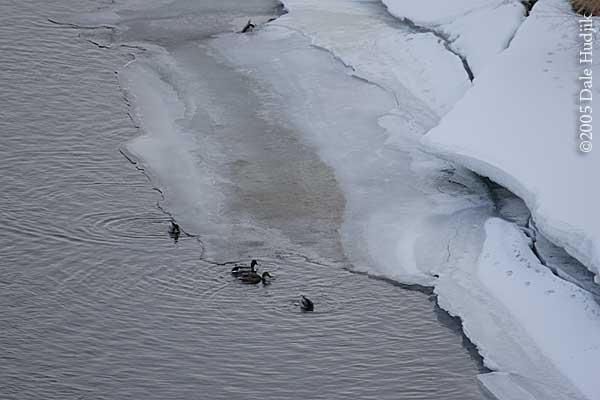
[241,19,256,33]
[238,271,272,284]
[231,259,258,276]
[300,295,314,312]
[168,221,181,240]
[169,221,180,234]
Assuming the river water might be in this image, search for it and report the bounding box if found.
[1,1,488,399]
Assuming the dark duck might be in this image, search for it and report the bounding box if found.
[300,295,314,312]
[238,271,272,285]
[231,259,258,277]
[168,221,181,240]
[241,19,255,33]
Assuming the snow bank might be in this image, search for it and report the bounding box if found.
[427,210,592,399]
[380,0,525,75]
[477,219,600,400]
[422,0,600,279]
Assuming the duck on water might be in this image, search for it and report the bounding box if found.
[229,260,313,308]
[231,259,258,277]
[168,221,181,241]
[240,19,255,33]
[239,271,272,285]
[300,295,314,312]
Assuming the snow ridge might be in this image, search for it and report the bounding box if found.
[391,14,475,81]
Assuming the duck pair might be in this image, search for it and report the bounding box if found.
[231,259,272,284]
[232,260,315,312]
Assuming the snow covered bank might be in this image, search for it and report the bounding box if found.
[380,0,526,75]
[427,208,595,400]
[477,219,600,400]
[422,0,600,280]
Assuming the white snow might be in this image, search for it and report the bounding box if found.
[381,0,526,75]
[381,0,508,25]
[478,219,600,400]
[479,372,561,400]
[422,0,600,280]
[440,2,525,75]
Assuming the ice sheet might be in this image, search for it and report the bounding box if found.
[119,47,230,246]
[212,25,491,285]
[271,0,471,115]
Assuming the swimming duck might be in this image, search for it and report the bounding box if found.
[300,295,314,312]
[238,271,272,284]
[169,221,180,235]
[231,259,258,276]
[168,221,181,241]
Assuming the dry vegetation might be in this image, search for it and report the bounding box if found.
[572,0,600,15]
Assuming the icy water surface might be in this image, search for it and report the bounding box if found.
[1,1,486,399]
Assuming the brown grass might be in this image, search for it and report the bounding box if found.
[572,0,600,15]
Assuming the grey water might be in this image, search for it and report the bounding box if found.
[1,1,486,399]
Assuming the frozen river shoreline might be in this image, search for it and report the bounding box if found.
[3,0,598,399]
